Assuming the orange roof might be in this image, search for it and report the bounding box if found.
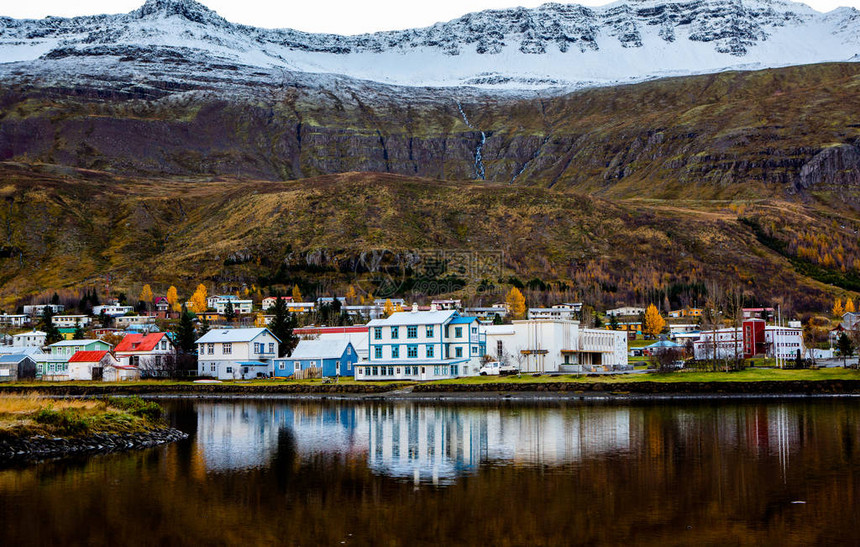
[69,350,109,363]
[114,332,166,353]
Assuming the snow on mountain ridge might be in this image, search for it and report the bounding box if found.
[0,0,858,90]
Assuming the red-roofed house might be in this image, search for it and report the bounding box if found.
[68,351,120,381]
[114,332,175,377]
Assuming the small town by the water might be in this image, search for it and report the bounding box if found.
[1,285,857,384]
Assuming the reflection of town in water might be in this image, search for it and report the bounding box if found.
[192,401,805,484]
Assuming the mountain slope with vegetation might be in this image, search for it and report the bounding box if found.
[0,162,854,313]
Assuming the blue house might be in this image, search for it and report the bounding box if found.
[273,340,358,378]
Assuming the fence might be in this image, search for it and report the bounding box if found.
[292,367,321,380]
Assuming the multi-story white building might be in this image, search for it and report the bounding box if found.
[484,319,628,373]
[357,306,485,381]
[527,308,577,321]
[93,305,134,317]
[206,295,254,315]
[53,315,91,328]
[606,307,646,317]
[11,330,47,348]
[0,314,29,328]
[23,304,64,316]
[196,328,280,380]
[693,321,804,360]
[261,296,292,311]
[114,315,157,328]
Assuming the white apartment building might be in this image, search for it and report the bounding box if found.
[357,306,485,381]
[93,305,134,317]
[53,315,91,328]
[114,315,157,328]
[23,304,64,316]
[484,319,628,373]
[527,308,577,321]
[606,307,646,317]
[693,325,804,360]
[0,315,28,328]
[207,296,254,315]
[196,328,280,380]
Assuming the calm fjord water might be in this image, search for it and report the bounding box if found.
[2,398,860,545]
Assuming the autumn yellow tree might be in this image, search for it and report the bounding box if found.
[292,285,303,302]
[395,303,404,313]
[190,284,208,314]
[833,298,845,317]
[139,284,153,311]
[846,298,856,314]
[383,299,395,318]
[345,285,357,303]
[644,304,666,338]
[506,287,526,319]
[166,285,180,313]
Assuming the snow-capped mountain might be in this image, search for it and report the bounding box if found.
[0,0,859,91]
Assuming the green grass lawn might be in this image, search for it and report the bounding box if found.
[430,367,860,384]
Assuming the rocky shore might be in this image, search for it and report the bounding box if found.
[0,428,188,463]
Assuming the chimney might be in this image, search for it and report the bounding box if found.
[411,303,418,313]
[430,303,437,312]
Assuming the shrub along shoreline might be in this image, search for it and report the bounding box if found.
[0,395,188,462]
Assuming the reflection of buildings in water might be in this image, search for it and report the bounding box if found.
[359,406,632,483]
[194,402,367,472]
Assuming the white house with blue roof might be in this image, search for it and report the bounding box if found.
[196,328,280,380]
[357,304,486,381]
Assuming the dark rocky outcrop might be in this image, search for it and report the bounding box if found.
[0,428,188,463]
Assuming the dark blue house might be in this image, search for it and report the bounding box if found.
[273,340,358,378]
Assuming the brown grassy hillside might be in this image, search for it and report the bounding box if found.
[0,162,853,313]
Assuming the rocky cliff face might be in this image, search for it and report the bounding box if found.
[2,63,859,201]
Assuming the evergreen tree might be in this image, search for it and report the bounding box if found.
[41,307,62,344]
[837,332,855,367]
[198,317,210,338]
[51,292,59,305]
[270,298,298,357]
[609,314,620,331]
[224,300,236,322]
[174,306,197,354]
[73,321,85,340]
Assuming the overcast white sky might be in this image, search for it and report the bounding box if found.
[4,0,859,35]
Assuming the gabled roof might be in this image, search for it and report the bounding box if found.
[0,354,34,364]
[12,330,46,337]
[69,350,109,363]
[114,332,168,353]
[196,328,280,344]
[367,310,457,327]
[281,340,353,361]
[50,339,110,347]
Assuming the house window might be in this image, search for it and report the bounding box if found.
[472,346,478,354]
[279,363,285,370]
[472,327,477,334]
[211,365,215,372]
[268,343,274,353]
[455,327,463,338]
[392,346,400,359]
[226,367,232,374]
[374,327,382,340]
[455,347,463,358]
[497,340,503,357]
[223,343,232,355]
[295,363,301,371]
[391,327,399,339]
[374,346,382,359]
[426,326,434,338]
[208,343,214,355]
[407,345,418,358]
[426,345,434,358]
[407,326,417,339]
[253,343,260,353]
